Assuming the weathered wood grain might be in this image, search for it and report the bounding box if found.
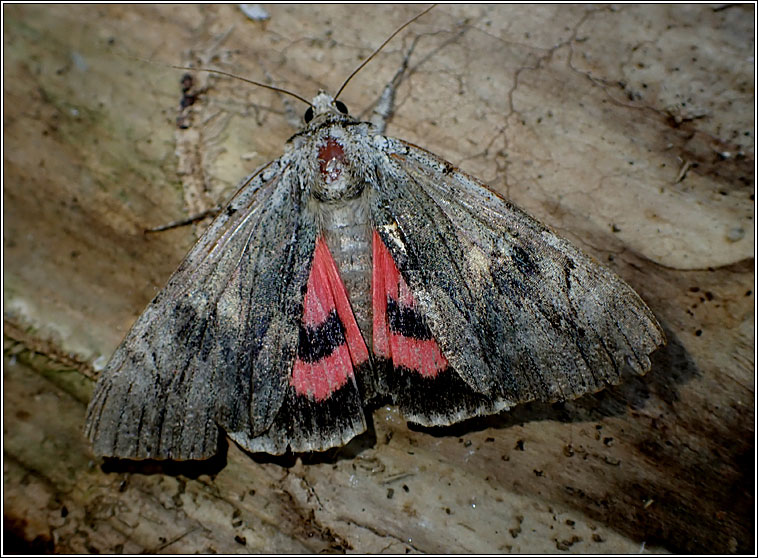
[4,4,753,553]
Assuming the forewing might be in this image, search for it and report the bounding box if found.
[85,159,317,459]
[369,137,664,424]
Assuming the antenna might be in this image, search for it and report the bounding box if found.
[334,4,436,100]
[170,65,313,107]
[171,5,435,107]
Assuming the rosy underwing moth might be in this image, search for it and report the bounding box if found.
[85,7,665,459]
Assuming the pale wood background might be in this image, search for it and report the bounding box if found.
[4,4,754,553]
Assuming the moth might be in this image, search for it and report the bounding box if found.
[85,9,665,459]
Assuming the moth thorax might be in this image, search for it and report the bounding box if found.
[313,137,364,201]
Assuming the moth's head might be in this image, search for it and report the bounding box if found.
[304,91,350,125]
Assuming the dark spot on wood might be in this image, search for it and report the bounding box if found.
[4,516,55,554]
[556,536,582,550]
[181,73,193,93]
[177,73,198,129]
[510,526,521,538]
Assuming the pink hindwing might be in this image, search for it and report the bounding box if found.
[372,230,448,377]
[291,236,369,401]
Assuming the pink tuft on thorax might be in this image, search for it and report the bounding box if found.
[318,138,345,183]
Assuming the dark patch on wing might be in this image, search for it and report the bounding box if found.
[387,298,434,340]
[243,362,368,454]
[297,310,346,363]
[511,246,538,276]
[377,358,508,424]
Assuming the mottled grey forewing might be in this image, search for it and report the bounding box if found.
[85,159,318,459]
[370,137,664,416]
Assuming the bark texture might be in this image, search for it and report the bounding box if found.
[4,4,754,553]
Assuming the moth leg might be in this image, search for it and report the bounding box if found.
[145,205,222,233]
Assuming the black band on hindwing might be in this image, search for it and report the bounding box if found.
[376,358,507,423]
[297,310,346,362]
[386,298,434,340]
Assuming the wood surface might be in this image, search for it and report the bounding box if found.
[4,4,754,553]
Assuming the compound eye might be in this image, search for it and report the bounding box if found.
[334,100,348,114]
[304,106,314,123]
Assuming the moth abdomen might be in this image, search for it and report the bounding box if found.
[318,193,374,348]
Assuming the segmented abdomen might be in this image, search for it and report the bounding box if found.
[319,194,374,349]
